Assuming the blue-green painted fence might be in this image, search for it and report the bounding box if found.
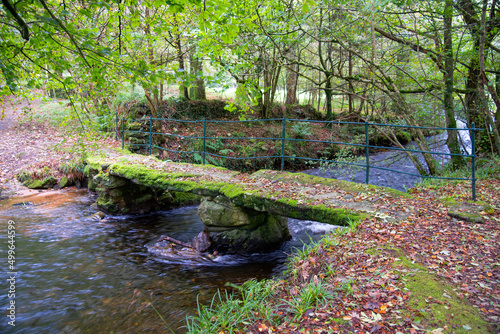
[116,116,480,200]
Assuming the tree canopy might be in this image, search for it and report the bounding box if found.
[1,0,499,156]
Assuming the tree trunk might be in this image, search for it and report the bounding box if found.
[262,66,271,118]
[465,55,480,126]
[175,31,189,100]
[324,76,333,119]
[444,0,464,167]
[143,7,160,125]
[285,62,298,105]
[348,49,354,114]
[496,71,500,135]
[478,0,500,154]
[457,0,500,153]
[189,53,206,100]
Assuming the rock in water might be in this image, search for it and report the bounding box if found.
[146,239,214,264]
[192,231,210,252]
[198,197,291,254]
[86,211,105,221]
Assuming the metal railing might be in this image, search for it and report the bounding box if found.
[116,115,480,199]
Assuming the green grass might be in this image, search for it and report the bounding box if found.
[29,100,74,128]
[185,279,280,334]
[283,278,335,322]
[417,155,500,190]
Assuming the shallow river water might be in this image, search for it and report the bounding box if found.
[304,122,472,192]
[0,188,336,334]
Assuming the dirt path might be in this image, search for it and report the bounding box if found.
[0,96,77,197]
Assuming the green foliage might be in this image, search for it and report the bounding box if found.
[59,160,86,182]
[337,277,356,296]
[92,113,116,132]
[168,100,231,119]
[475,156,500,179]
[16,159,86,186]
[186,279,280,333]
[291,121,312,139]
[417,155,500,189]
[112,87,147,108]
[224,101,251,121]
[192,138,234,166]
[283,278,335,321]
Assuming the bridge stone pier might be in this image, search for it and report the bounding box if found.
[86,151,410,253]
[198,196,290,253]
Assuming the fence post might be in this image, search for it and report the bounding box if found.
[121,116,125,150]
[365,121,370,184]
[202,117,206,165]
[115,111,118,141]
[281,116,286,171]
[470,122,476,200]
[149,116,152,155]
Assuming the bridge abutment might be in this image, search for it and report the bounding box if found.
[90,172,199,214]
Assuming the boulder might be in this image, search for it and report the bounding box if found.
[58,177,72,188]
[198,197,291,254]
[86,211,106,221]
[91,172,200,214]
[25,177,58,189]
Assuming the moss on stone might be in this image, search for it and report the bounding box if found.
[25,177,58,189]
[201,199,291,254]
[171,191,201,206]
[220,183,255,199]
[448,211,484,223]
[58,177,71,188]
[439,197,461,207]
[251,169,411,198]
[108,163,227,197]
[96,197,119,213]
[86,153,397,226]
[83,165,91,178]
[406,271,490,333]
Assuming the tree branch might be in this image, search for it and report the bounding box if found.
[1,0,29,40]
[38,0,91,67]
[374,26,444,71]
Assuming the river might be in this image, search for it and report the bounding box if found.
[304,120,472,192]
[0,188,336,333]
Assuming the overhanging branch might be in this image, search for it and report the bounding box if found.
[1,0,29,40]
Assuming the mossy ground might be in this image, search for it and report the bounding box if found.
[369,246,491,333]
[405,270,490,333]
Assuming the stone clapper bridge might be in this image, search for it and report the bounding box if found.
[86,151,410,254]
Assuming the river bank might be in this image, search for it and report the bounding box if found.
[0,95,120,199]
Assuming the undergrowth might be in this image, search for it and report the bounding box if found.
[16,160,86,184]
[415,155,500,190]
[185,226,359,333]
